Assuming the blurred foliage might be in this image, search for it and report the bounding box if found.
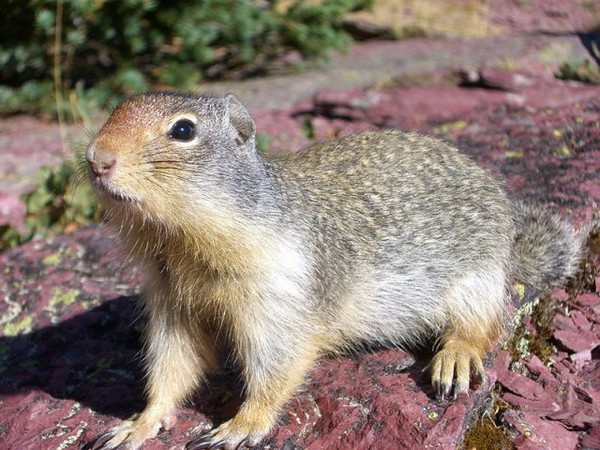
[0,0,372,119]
[556,59,600,84]
[0,161,100,251]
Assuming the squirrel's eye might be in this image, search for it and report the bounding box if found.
[169,119,196,141]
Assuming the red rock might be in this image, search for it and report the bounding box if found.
[252,107,309,153]
[494,350,513,372]
[573,384,600,407]
[1,391,95,450]
[570,309,593,332]
[548,383,600,429]
[553,314,577,332]
[554,329,600,353]
[497,368,552,401]
[577,293,600,308]
[581,424,600,449]
[505,410,579,450]
[522,354,557,386]
[477,68,536,91]
[580,179,600,201]
[553,358,576,380]
[313,86,510,130]
[502,392,559,413]
[1,26,599,449]
[489,0,600,34]
[592,308,600,325]
[549,288,570,302]
[0,192,27,231]
[570,349,592,365]
[311,115,377,142]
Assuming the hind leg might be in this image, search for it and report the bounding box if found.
[430,268,506,400]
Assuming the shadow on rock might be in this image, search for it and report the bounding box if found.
[0,295,145,418]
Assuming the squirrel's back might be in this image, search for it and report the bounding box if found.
[271,130,580,290]
[271,130,513,284]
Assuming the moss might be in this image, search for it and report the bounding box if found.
[462,418,514,450]
[462,396,514,450]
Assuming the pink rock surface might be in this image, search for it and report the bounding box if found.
[489,0,600,34]
[505,410,580,450]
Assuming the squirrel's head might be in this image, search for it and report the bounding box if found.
[86,92,259,230]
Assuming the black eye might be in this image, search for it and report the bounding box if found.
[169,119,196,141]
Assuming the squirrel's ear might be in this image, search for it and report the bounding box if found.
[223,94,256,150]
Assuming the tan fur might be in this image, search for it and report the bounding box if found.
[84,92,582,449]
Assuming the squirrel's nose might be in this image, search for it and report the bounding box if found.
[87,147,117,178]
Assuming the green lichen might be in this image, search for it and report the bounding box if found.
[3,315,33,336]
[427,411,439,420]
[504,150,524,159]
[51,287,79,306]
[552,144,571,157]
[506,294,557,364]
[42,252,62,266]
[436,120,468,133]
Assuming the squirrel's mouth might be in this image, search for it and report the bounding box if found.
[104,189,137,204]
[91,177,139,204]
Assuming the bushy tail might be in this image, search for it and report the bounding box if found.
[511,202,583,289]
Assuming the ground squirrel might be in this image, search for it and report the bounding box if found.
[83,92,582,450]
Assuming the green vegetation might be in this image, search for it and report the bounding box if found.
[556,59,600,84]
[0,161,100,251]
[1,0,372,119]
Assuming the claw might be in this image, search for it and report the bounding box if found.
[185,431,248,450]
[234,438,249,449]
[208,439,228,450]
[82,431,116,450]
[114,443,133,450]
[185,432,217,450]
[433,375,451,402]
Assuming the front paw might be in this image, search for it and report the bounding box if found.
[83,414,174,450]
[185,415,270,450]
[430,340,486,401]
